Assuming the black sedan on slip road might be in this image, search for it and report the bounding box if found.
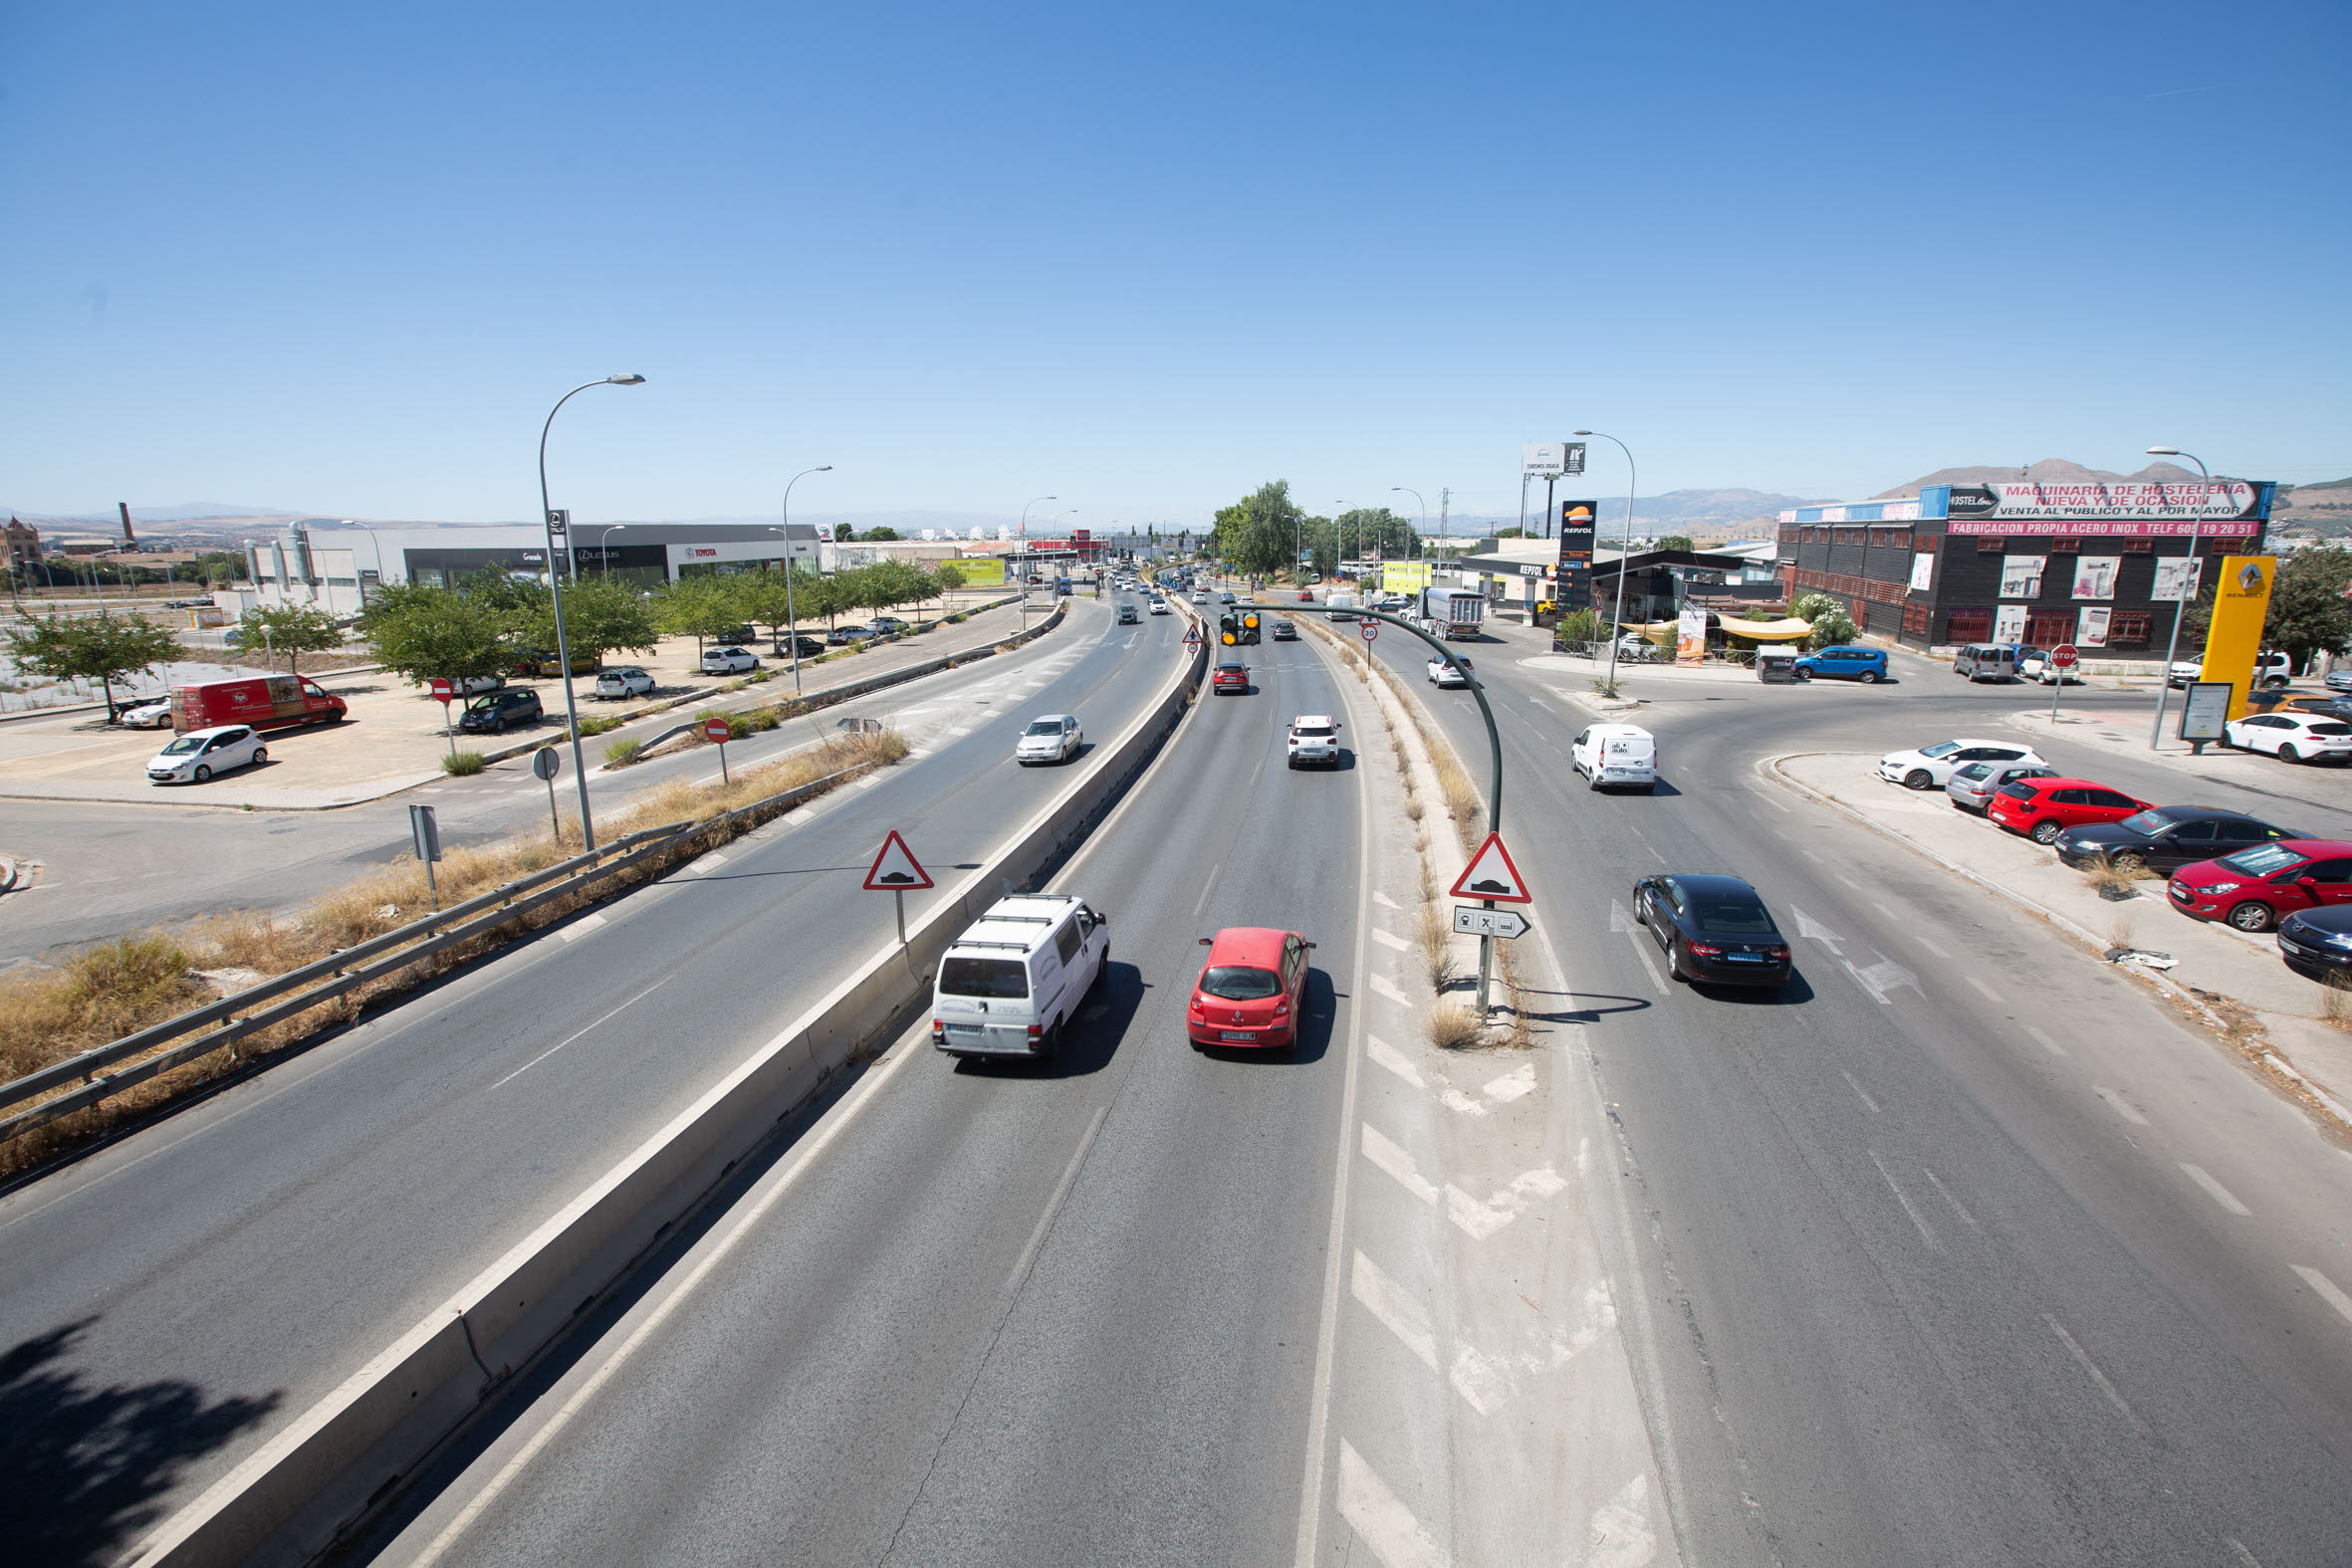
[2053,805,2300,875]
[1632,873,1794,988]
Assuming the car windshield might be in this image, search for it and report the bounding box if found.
[1695,898,1776,935]
[2304,722,2352,736]
[1294,725,1333,738]
[2115,809,2175,834]
[1201,965,1283,1001]
[1919,742,1961,759]
[159,736,206,756]
[2219,843,2309,875]
[1023,721,1063,737]
[938,957,1029,999]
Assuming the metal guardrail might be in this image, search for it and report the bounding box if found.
[0,756,880,1145]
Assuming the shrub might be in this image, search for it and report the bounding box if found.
[604,739,642,768]
[745,669,772,683]
[1426,1002,1484,1050]
[577,715,625,738]
[442,751,487,776]
[746,708,782,733]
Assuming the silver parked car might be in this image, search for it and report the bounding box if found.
[1947,759,2059,813]
[592,666,656,700]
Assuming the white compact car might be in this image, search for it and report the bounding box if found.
[2226,712,2352,764]
[700,646,759,675]
[147,724,266,784]
[1286,714,1342,769]
[118,697,174,729]
[592,666,656,700]
[1877,738,2045,790]
[931,894,1110,1060]
[1571,723,1658,792]
[1015,713,1082,765]
[1149,599,1170,615]
[1428,656,1473,689]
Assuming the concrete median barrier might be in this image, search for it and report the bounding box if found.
[127,597,1204,1568]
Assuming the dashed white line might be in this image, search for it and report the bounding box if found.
[1336,1442,1449,1568]
[2292,1264,2352,1326]
[2024,1023,2066,1056]
[2178,1162,2253,1217]
[1359,1122,1438,1205]
[1919,1168,1979,1229]
[488,979,669,1090]
[1350,1249,1437,1370]
[2045,1313,2145,1430]
[1841,1070,1881,1115]
[1868,1150,1940,1250]
[1870,899,1902,922]
[2093,1085,2150,1126]
[1965,975,2001,1002]
[1006,1105,1106,1294]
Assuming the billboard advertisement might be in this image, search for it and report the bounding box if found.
[1940,480,2266,522]
[1999,556,2045,597]
[1383,560,1434,594]
[2151,557,2205,602]
[952,557,1007,587]
[1909,552,1935,592]
[1557,500,1598,613]
[1524,441,1585,477]
[2071,557,2121,600]
[2200,556,2277,722]
[1676,605,1708,666]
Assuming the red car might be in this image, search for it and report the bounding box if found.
[1987,777,2152,845]
[1212,661,1249,695]
[2166,839,2352,933]
[1298,590,1315,602]
[1187,927,1314,1049]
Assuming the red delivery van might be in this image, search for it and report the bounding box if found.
[170,675,348,734]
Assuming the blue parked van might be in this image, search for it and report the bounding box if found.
[1792,645,1888,683]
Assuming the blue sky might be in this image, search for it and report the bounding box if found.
[4,0,2346,527]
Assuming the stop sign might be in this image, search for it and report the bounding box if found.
[704,718,732,744]
[2051,644,2079,669]
[429,677,453,701]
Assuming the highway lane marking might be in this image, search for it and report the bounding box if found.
[679,849,731,878]
[2044,1313,2146,1431]
[1369,973,1410,1006]
[1445,1167,1566,1240]
[2093,1085,2150,1126]
[1360,1122,1438,1205]
[1870,899,1901,921]
[2292,1265,2352,1327]
[1833,871,1861,890]
[1350,1248,1437,1370]
[1965,975,2001,1002]
[1919,1168,1979,1230]
[1373,890,1402,910]
[1622,932,1671,996]
[1366,1035,1424,1088]
[408,1021,933,1566]
[1482,1063,1534,1104]
[1336,1442,1449,1568]
[2225,1538,2266,1568]
[1757,791,1790,813]
[1005,1105,1108,1296]
[1868,1150,1940,1250]
[1189,860,1224,924]
[2025,1023,2066,1056]
[1581,1474,1660,1568]
[557,912,608,943]
[1371,927,1410,952]
[1841,1070,1881,1114]
[2178,1162,2252,1216]
[488,979,671,1091]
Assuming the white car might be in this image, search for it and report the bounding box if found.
[2021,655,2082,686]
[700,646,760,675]
[1149,599,1170,615]
[2166,661,2205,689]
[146,724,266,784]
[1428,656,1473,689]
[1877,738,2046,790]
[118,697,174,729]
[2225,712,2352,764]
[592,666,656,700]
[1287,714,1342,769]
[1015,713,1082,765]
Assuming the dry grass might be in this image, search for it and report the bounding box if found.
[1433,753,1482,850]
[1425,1001,1485,1051]
[1416,904,1457,991]
[0,726,909,1181]
[2082,860,2157,900]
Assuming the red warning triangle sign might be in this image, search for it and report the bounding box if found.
[862,829,934,891]
[1449,831,1530,903]
[1183,624,1202,646]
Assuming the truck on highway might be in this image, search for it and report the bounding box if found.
[169,674,348,734]
[1416,586,1486,640]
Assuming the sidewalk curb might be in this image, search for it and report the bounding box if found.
[1764,752,2352,1133]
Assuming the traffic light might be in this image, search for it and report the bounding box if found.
[1220,612,1238,646]
[1239,611,1261,645]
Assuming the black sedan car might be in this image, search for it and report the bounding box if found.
[457,688,544,735]
[774,635,826,659]
[1632,873,1793,988]
[2276,907,2352,984]
[2054,805,2300,874]
[1271,620,1298,641]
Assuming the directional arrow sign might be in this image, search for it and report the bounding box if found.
[1453,906,1529,940]
[862,829,934,891]
[1448,832,1530,903]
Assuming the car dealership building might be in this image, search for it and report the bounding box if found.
[1777,479,2278,661]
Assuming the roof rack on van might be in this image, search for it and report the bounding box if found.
[950,939,1035,952]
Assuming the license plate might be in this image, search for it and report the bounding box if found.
[1219,1030,1255,1041]
[944,1022,983,1035]
[1723,953,1764,963]
[2169,882,2188,899]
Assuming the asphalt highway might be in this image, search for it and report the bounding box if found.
[358,620,1368,1566]
[0,596,1191,1565]
[1368,619,2352,1564]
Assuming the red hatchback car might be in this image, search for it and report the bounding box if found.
[1187,927,1314,1049]
[1212,662,1250,695]
[1987,777,2152,845]
[2166,839,2352,933]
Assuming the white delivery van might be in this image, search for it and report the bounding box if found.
[1571,723,1658,792]
[931,894,1109,1060]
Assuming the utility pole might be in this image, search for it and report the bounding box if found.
[1440,487,1451,543]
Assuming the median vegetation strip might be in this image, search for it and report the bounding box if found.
[0,726,907,1180]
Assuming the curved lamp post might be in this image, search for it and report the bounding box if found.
[1391,488,1428,561]
[2146,445,2214,749]
[596,524,629,576]
[538,372,645,851]
[1018,494,1057,616]
[1574,430,1639,689]
[778,465,832,692]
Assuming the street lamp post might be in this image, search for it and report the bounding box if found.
[1018,494,1057,617]
[1392,487,1427,562]
[2146,445,2216,749]
[1575,430,1640,690]
[595,524,630,577]
[780,465,832,694]
[538,372,646,851]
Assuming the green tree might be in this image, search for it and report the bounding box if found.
[832,523,853,542]
[356,582,516,689]
[1654,535,1695,553]
[1491,527,1525,539]
[1211,482,1308,577]
[235,603,344,675]
[3,609,186,721]
[536,574,659,662]
[651,575,745,655]
[1791,591,1858,651]
[190,551,248,585]
[854,526,902,543]
[2262,547,2352,671]
[934,562,968,599]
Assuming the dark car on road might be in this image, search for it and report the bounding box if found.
[1271,619,1297,641]
[1631,872,1793,989]
[2054,805,2300,874]
[458,688,545,735]
[775,635,826,659]
[2276,906,2352,984]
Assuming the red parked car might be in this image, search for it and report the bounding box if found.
[1987,777,2152,845]
[1212,662,1250,695]
[2166,839,2352,933]
[1186,927,1314,1050]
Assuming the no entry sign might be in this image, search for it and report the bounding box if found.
[703,717,733,744]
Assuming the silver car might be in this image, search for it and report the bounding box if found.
[1015,713,1081,766]
[1947,759,2058,813]
[592,666,656,700]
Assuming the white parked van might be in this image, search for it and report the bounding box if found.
[1571,723,1658,792]
[931,894,1109,1060]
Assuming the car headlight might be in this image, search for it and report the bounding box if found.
[2326,932,2352,950]
[2201,880,2241,894]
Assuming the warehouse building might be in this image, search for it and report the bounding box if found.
[1777,479,2278,661]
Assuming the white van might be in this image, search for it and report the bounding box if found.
[931,894,1109,1060]
[1571,723,1658,792]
